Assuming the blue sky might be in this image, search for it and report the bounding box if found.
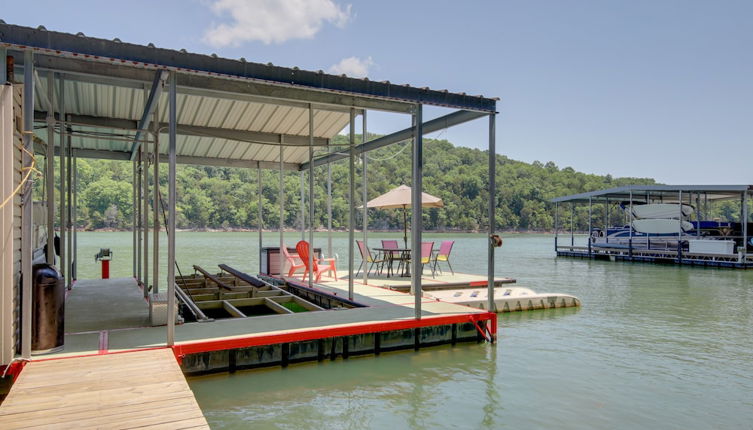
[3,0,752,184]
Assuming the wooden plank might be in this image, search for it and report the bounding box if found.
[0,349,208,429]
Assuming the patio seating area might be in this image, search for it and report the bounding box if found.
[355,239,455,279]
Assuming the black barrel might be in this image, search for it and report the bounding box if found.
[31,263,64,354]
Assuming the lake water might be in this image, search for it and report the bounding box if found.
[75,232,753,429]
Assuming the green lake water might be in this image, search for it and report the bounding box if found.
[75,232,753,429]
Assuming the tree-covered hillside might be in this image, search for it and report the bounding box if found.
[57,135,662,232]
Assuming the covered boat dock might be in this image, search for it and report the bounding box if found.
[552,185,752,268]
[0,21,502,420]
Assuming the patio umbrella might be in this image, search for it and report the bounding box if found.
[360,185,443,248]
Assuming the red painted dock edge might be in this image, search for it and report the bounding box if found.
[171,312,498,364]
[1,313,497,378]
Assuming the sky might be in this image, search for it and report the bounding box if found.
[3,0,752,184]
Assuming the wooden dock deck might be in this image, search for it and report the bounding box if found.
[0,349,208,429]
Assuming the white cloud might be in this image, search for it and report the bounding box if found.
[328,56,373,78]
[203,0,351,46]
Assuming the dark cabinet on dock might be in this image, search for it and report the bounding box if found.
[260,247,322,276]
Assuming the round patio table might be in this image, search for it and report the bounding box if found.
[373,247,411,277]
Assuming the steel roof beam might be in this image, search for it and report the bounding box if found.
[2,23,497,112]
[130,70,167,160]
[19,66,363,114]
[23,53,414,113]
[34,111,330,146]
[44,146,300,170]
[300,109,488,170]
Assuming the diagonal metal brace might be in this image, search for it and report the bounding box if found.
[129,69,168,160]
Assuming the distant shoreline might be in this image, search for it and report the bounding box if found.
[80,227,565,234]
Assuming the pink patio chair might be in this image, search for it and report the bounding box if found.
[432,240,455,276]
[420,241,435,277]
[381,239,404,276]
[356,240,386,276]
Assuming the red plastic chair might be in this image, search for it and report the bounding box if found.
[282,245,305,277]
[296,240,337,282]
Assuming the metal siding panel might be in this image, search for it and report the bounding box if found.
[236,103,264,130]
[207,99,233,128]
[188,135,203,157]
[220,100,241,128]
[113,86,131,119]
[250,104,281,132]
[286,107,309,136]
[254,143,276,162]
[236,141,256,160]
[222,140,242,159]
[201,137,217,158]
[193,96,218,128]
[323,113,350,137]
[262,105,293,134]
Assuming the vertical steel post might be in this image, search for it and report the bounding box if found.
[142,138,149,290]
[299,172,305,241]
[0,47,5,85]
[487,113,496,315]
[279,140,285,276]
[678,190,683,261]
[73,155,77,280]
[411,104,423,319]
[743,190,749,254]
[628,191,633,258]
[45,71,55,264]
[327,141,333,258]
[58,74,66,284]
[695,193,701,238]
[348,109,356,301]
[132,160,136,277]
[605,198,610,244]
[743,191,748,257]
[570,204,574,247]
[554,202,559,251]
[20,50,34,359]
[362,111,368,285]
[66,124,72,285]
[588,197,592,256]
[152,107,160,294]
[166,71,177,346]
[308,105,315,287]
[136,149,142,282]
[257,166,263,269]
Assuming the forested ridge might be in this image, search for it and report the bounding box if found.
[54,135,661,232]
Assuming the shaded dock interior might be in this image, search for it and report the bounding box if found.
[44,272,495,375]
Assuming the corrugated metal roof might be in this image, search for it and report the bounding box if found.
[1,22,498,113]
[7,21,497,169]
[32,73,350,166]
[551,185,752,203]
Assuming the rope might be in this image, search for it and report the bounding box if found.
[0,144,41,210]
[366,140,410,162]
[157,187,194,302]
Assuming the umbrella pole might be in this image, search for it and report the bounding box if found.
[403,206,408,248]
